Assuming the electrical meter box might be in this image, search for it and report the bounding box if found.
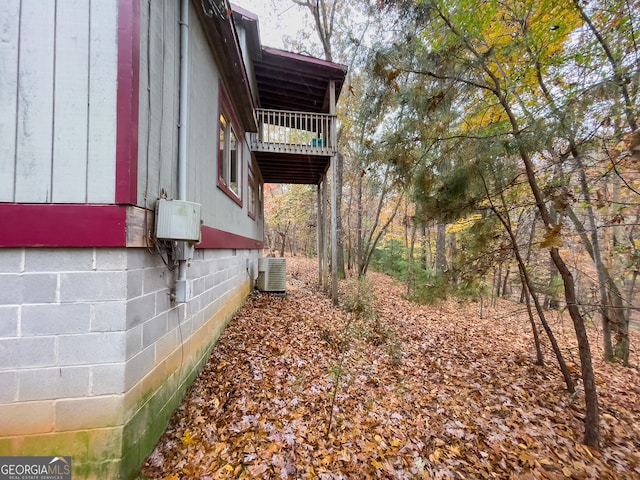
[155,199,202,241]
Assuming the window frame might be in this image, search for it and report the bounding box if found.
[247,164,258,220]
[217,87,243,207]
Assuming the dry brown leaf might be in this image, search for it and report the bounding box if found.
[140,257,640,480]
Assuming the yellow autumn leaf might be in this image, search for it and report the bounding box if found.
[371,459,384,470]
[210,442,227,456]
[448,445,462,457]
[429,448,443,464]
[181,431,196,446]
[541,224,564,248]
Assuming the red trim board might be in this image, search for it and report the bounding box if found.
[115,0,141,205]
[0,205,264,250]
[199,226,264,250]
[0,204,127,247]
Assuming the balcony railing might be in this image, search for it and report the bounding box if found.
[249,109,336,156]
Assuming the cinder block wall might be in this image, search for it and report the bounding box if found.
[0,247,259,479]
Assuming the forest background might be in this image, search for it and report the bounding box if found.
[257,0,639,453]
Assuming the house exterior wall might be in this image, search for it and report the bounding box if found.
[137,1,264,244]
[0,0,118,204]
[137,0,180,209]
[0,247,259,478]
[0,1,265,478]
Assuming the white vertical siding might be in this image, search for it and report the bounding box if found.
[185,6,263,242]
[135,1,263,242]
[86,0,118,203]
[0,0,118,204]
[0,0,20,202]
[137,0,180,207]
[14,0,56,203]
[187,10,219,217]
[52,0,90,203]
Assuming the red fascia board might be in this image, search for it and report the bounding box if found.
[199,226,264,250]
[261,46,348,76]
[231,4,259,22]
[0,204,127,247]
[115,0,140,205]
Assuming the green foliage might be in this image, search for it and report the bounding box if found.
[369,237,490,304]
[547,274,564,302]
[370,239,408,280]
[423,166,479,222]
[626,250,640,272]
[452,212,505,281]
[407,267,450,304]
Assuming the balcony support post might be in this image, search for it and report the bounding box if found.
[322,173,329,293]
[317,182,323,286]
[329,80,338,305]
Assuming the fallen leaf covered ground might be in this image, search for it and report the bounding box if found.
[140,256,640,479]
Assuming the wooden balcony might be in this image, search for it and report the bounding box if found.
[249,109,337,156]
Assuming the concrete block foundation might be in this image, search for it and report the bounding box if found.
[0,247,259,479]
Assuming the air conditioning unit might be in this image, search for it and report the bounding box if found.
[256,258,286,293]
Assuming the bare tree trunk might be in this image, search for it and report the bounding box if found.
[626,215,639,322]
[265,231,274,256]
[502,265,511,299]
[435,221,447,272]
[361,188,406,276]
[494,265,502,299]
[345,187,354,273]
[520,212,538,303]
[531,16,629,364]
[407,219,417,297]
[628,270,638,323]
[521,276,545,366]
[497,73,599,450]
[420,223,428,269]
[335,152,346,279]
[517,144,600,449]
[433,4,601,445]
[565,206,623,360]
[482,180,572,390]
[278,222,290,258]
[356,167,364,276]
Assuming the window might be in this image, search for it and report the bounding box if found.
[248,171,256,220]
[217,86,243,206]
[218,113,240,200]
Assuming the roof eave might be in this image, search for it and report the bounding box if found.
[195,4,257,132]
